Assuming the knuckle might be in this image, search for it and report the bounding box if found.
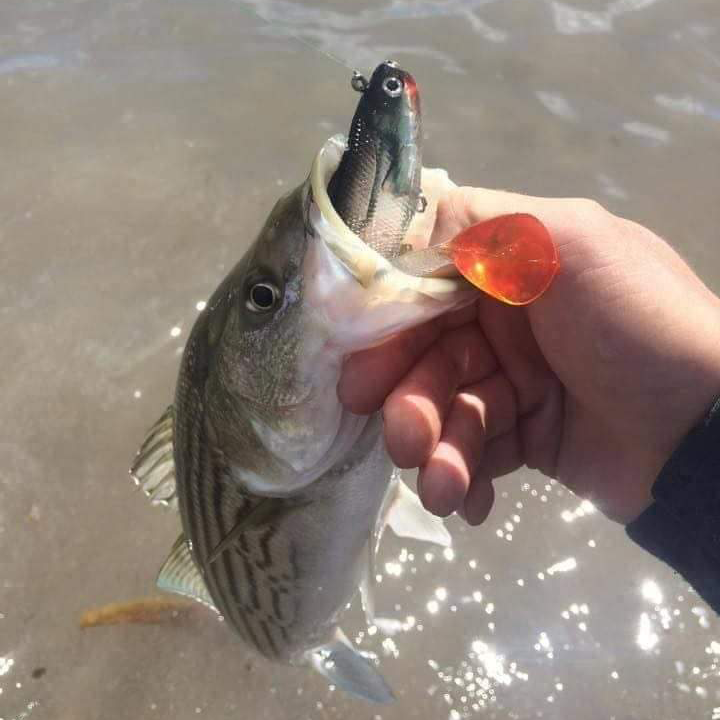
[567,197,610,223]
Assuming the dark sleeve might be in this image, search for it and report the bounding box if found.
[626,398,720,613]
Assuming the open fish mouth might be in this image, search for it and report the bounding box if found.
[305,134,474,351]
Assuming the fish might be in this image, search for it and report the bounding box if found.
[327,60,424,258]
[130,62,475,703]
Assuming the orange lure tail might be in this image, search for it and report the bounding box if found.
[450,213,559,305]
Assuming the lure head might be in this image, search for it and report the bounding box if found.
[329,61,423,257]
[356,60,420,139]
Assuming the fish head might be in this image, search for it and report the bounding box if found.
[206,182,309,410]
[202,139,474,496]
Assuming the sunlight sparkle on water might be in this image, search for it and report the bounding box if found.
[637,613,660,651]
[471,641,512,686]
[427,600,440,614]
[560,500,596,522]
[195,300,206,311]
[170,325,182,337]
[641,579,663,604]
[547,557,577,575]
[382,638,399,658]
[536,632,551,650]
[692,606,711,629]
[443,548,455,562]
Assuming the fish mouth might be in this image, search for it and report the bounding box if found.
[237,136,475,495]
[309,135,467,299]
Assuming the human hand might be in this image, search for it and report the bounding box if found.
[338,188,720,524]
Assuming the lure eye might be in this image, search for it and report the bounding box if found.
[382,76,403,98]
[246,281,280,312]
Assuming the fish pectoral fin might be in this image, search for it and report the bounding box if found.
[156,535,218,613]
[385,476,452,548]
[129,405,178,511]
[307,628,395,704]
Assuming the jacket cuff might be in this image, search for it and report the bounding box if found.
[626,397,720,611]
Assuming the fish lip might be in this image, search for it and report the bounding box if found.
[309,135,467,297]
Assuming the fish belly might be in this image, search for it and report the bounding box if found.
[216,416,391,662]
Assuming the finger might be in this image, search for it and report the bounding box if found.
[480,430,523,480]
[463,473,495,526]
[338,304,476,415]
[384,323,497,468]
[338,321,440,415]
[433,187,610,249]
[476,298,555,415]
[418,373,517,516]
[518,379,563,477]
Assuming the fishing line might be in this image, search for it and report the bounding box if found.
[232,0,359,73]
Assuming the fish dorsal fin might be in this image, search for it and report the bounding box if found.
[156,535,218,613]
[383,473,451,548]
[129,405,178,511]
[307,628,394,704]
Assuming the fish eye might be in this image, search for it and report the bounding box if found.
[246,281,280,312]
[382,76,403,98]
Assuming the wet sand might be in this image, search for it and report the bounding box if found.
[1,1,720,718]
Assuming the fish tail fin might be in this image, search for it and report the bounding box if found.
[307,628,394,704]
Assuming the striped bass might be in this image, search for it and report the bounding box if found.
[130,62,475,703]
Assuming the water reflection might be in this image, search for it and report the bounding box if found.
[636,612,659,651]
[551,0,659,35]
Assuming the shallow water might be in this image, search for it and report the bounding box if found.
[2,1,720,718]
